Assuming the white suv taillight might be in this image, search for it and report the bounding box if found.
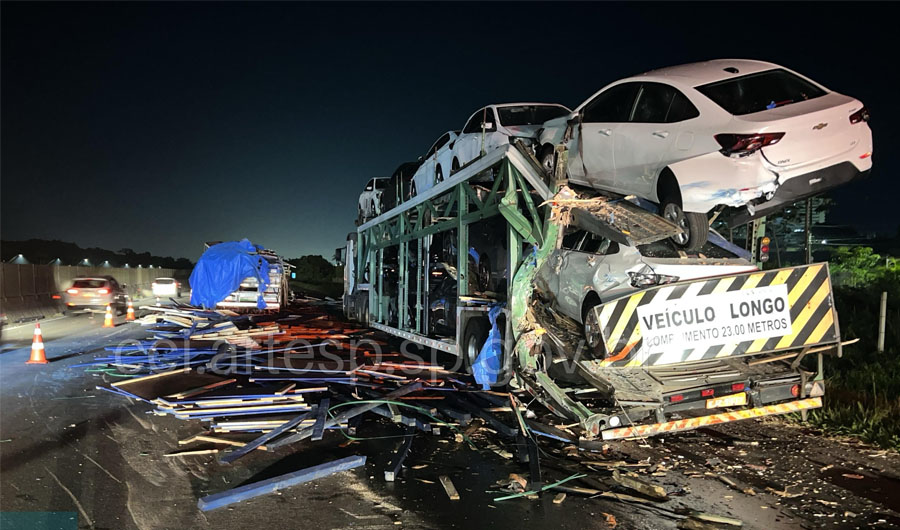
[849,106,870,124]
[715,132,785,156]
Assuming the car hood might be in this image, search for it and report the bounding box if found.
[501,124,544,138]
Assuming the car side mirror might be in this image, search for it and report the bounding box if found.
[482,122,493,130]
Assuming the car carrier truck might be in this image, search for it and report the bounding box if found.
[341,142,845,440]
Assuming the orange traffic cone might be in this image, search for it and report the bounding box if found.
[103,304,114,328]
[26,323,48,364]
[126,300,135,321]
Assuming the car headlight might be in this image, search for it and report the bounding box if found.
[628,271,680,288]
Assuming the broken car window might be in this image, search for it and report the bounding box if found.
[631,83,676,123]
[582,82,640,123]
[497,105,569,126]
[665,91,700,122]
[696,68,826,116]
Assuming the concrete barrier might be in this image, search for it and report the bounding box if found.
[0,264,190,323]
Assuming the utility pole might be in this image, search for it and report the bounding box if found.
[878,291,887,353]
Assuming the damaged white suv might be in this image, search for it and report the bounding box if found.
[452,103,570,171]
[538,59,873,251]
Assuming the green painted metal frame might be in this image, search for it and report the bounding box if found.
[355,158,546,332]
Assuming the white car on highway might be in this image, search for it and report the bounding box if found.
[357,177,389,225]
[410,130,458,198]
[537,59,873,251]
[451,103,570,171]
[151,277,182,298]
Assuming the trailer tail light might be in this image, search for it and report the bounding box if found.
[701,389,714,397]
[731,383,746,392]
[67,288,78,294]
[715,132,785,156]
[859,152,872,159]
[52,294,61,299]
[669,394,684,403]
[849,106,869,124]
[98,288,110,294]
[791,384,800,397]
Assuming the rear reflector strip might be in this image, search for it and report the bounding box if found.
[601,397,822,440]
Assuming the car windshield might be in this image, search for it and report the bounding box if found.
[696,68,826,116]
[72,279,107,288]
[497,105,569,126]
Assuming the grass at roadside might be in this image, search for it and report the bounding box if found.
[803,351,900,450]
[793,280,900,451]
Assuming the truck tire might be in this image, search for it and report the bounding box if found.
[583,301,608,358]
[661,199,708,252]
[462,317,490,371]
[540,146,555,176]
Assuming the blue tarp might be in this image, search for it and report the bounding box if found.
[473,304,504,390]
[189,239,270,309]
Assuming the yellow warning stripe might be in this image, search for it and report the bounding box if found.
[807,308,835,345]
[738,272,766,291]
[775,281,831,350]
[767,268,794,287]
[601,397,822,440]
[604,291,645,352]
[710,276,736,295]
[787,264,823,306]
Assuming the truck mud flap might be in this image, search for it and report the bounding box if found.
[588,263,840,368]
[601,397,822,440]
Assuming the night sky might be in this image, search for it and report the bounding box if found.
[2,2,897,261]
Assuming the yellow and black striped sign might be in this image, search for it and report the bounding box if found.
[593,263,839,367]
[601,397,822,440]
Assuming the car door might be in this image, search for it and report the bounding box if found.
[555,229,618,322]
[456,108,497,167]
[613,82,685,197]
[574,82,640,190]
[429,132,452,183]
[416,141,438,193]
[360,179,374,215]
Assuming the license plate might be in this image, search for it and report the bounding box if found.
[706,392,747,409]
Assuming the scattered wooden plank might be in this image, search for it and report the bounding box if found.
[610,470,668,501]
[219,410,313,464]
[275,383,296,395]
[438,475,460,500]
[198,455,367,511]
[553,492,566,504]
[166,378,237,400]
[384,425,415,482]
[268,382,423,449]
[166,447,220,457]
[311,398,329,441]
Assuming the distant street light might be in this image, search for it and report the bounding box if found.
[101,260,111,268]
[124,263,130,268]
[48,258,63,265]
[9,254,30,264]
[80,258,92,266]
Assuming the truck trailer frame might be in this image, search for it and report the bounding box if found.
[342,142,842,440]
